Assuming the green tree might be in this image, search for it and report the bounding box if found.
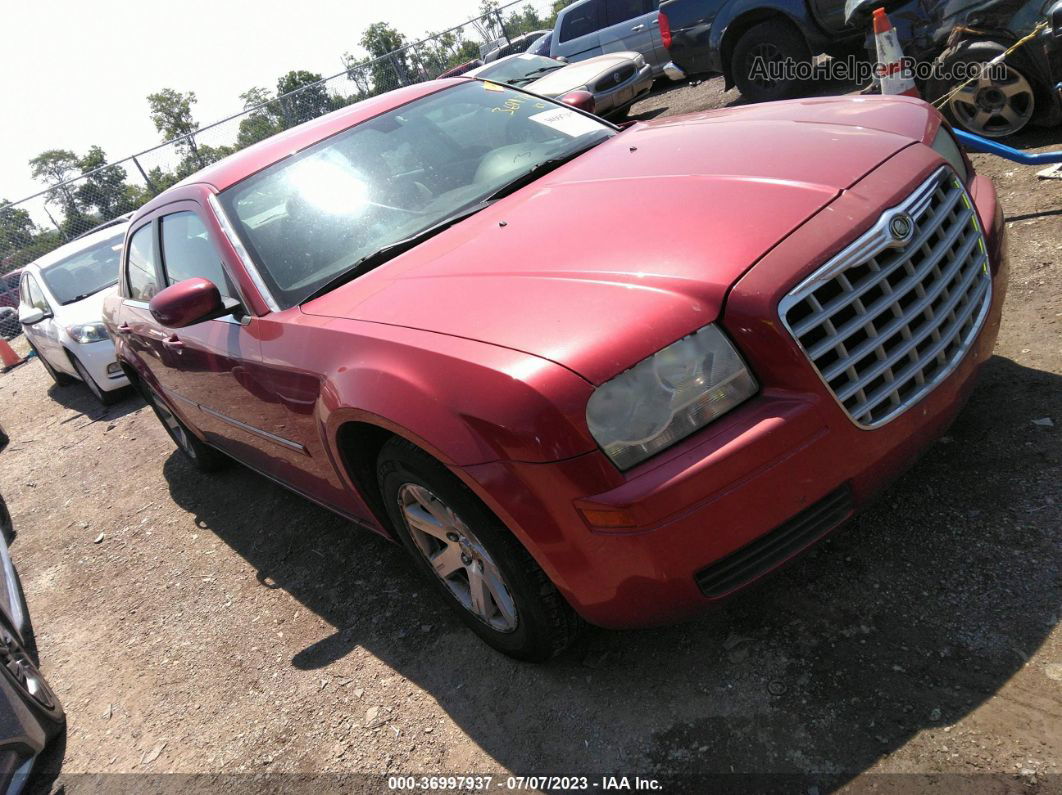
[359,22,413,90]
[0,201,36,255]
[28,149,91,235]
[276,70,331,126]
[75,146,141,220]
[236,86,285,148]
[147,88,201,162]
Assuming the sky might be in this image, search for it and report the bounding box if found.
[0,0,489,207]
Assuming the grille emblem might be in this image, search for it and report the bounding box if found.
[889,213,914,242]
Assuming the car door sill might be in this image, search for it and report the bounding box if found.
[167,390,308,454]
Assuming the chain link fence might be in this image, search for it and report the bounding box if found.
[0,0,565,338]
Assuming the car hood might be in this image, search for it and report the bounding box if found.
[54,284,118,326]
[303,97,930,385]
[528,52,641,95]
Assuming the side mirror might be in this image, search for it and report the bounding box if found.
[149,277,228,328]
[554,55,568,63]
[19,307,48,326]
[1052,0,1062,36]
[560,89,596,114]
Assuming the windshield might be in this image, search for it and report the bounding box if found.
[40,233,123,305]
[475,54,567,86]
[218,81,614,307]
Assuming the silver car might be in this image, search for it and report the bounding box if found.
[550,0,678,79]
[468,52,654,118]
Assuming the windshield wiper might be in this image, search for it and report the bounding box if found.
[481,136,609,202]
[299,201,494,304]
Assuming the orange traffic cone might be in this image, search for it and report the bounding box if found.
[873,8,920,98]
[0,338,23,371]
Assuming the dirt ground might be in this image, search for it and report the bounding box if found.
[1,76,1059,792]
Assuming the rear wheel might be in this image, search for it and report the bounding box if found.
[377,438,582,661]
[0,617,65,735]
[731,20,812,103]
[143,384,227,472]
[70,354,122,406]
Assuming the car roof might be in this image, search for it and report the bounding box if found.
[23,222,128,274]
[140,79,466,213]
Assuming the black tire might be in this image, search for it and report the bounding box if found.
[377,438,583,661]
[731,19,812,103]
[0,613,65,736]
[927,40,1039,138]
[142,384,228,473]
[27,341,73,387]
[70,353,123,407]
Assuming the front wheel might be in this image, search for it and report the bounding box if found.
[28,341,72,387]
[377,438,582,661]
[731,20,812,103]
[70,354,122,406]
[143,384,227,472]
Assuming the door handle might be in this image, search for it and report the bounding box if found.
[116,323,132,335]
[162,334,184,351]
[631,23,645,31]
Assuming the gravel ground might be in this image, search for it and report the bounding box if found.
[1,76,1059,792]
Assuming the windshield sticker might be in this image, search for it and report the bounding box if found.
[483,81,504,92]
[528,108,602,137]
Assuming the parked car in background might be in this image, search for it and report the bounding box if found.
[550,0,679,79]
[661,0,1062,134]
[0,271,23,339]
[107,77,1005,661]
[18,221,131,406]
[0,426,66,794]
[483,30,553,62]
[527,31,554,55]
[468,51,654,116]
[437,58,483,78]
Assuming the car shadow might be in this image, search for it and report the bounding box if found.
[43,379,140,423]
[159,354,1060,787]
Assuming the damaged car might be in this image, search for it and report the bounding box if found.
[105,78,1007,660]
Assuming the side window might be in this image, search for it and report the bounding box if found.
[605,0,649,25]
[159,211,235,299]
[559,0,604,42]
[24,275,48,312]
[126,223,160,301]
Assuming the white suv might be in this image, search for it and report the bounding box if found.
[18,220,131,405]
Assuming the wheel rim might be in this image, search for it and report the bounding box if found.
[73,357,104,401]
[397,483,518,632]
[948,64,1034,138]
[148,389,196,460]
[0,625,56,711]
[746,42,784,90]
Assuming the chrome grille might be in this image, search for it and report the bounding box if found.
[779,168,992,428]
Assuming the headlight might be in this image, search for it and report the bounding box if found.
[931,126,968,182]
[66,322,109,344]
[586,324,758,470]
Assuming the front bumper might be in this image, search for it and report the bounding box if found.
[596,63,653,116]
[69,338,129,392]
[458,148,1007,628]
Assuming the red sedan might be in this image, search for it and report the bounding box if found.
[105,78,1007,660]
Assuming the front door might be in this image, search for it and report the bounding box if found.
[18,273,66,374]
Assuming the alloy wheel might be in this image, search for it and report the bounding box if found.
[948,64,1035,138]
[397,483,518,632]
[0,624,56,711]
[72,356,105,402]
[148,389,197,460]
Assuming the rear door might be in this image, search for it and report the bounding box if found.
[600,0,665,68]
[552,0,607,62]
